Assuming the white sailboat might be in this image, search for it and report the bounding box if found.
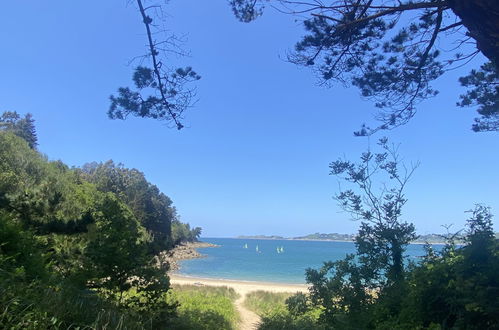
[256,245,260,253]
[243,243,248,249]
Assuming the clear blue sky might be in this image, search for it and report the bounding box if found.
[1,1,497,237]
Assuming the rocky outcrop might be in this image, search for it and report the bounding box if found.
[159,241,218,272]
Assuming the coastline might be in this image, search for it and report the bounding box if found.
[229,236,451,245]
[160,241,218,272]
[166,240,309,289]
[166,243,307,330]
[170,273,308,293]
[166,238,449,291]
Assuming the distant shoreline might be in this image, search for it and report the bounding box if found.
[236,236,356,243]
[225,236,451,245]
[167,238,448,284]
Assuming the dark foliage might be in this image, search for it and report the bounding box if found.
[458,62,499,132]
[230,0,499,133]
[171,219,202,245]
[0,111,38,149]
[80,160,176,253]
[109,1,201,129]
[329,138,418,285]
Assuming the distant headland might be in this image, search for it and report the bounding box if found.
[236,232,478,244]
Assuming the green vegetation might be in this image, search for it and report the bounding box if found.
[0,111,37,149]
[168,285,239,330]
[231,1,498,133]
[0,113,205,329]
[258,309,323,330]
[244,291,322,330]
[172,220,202,246]
[244,291,292,315]
[258,142,499,330]
[258,212,499,330]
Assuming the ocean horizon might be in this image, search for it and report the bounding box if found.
[176,237,437,284]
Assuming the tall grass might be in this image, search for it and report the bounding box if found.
[0,280,149,329]
[167,284,240,330]
[1,280,243,330]
[243,290,323,330]
[243,290,292,315]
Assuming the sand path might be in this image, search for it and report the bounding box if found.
[170,275,307,330]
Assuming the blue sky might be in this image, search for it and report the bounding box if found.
[1,1,497,237]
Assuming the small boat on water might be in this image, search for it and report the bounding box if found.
[256,245,261,253]
[243,243,248,249]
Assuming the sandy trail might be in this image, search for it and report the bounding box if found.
[170,275,307,330]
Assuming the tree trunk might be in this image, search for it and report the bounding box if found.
[448,0,499,69]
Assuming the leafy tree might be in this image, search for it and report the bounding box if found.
[109,0,201,129]
[190,226,202,241]
[171,219,202,245]
[0,111,37,149]
[329,138,418,285]
[0,211,47,281]
[400,205,499,329]
[457,61,499,131]
[230,0,499,133]
[84,194,148,299]
[0,132,98,233]
[80,160,176,252]
[84,194,177,322]
[303,138,418,327]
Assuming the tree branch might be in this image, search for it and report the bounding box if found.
[136,0,183,129]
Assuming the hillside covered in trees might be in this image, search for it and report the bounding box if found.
[0,112,202,328]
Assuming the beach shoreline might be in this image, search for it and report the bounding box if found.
[167,240,309,290]
[169,273,309,292]
[169,274,307,330]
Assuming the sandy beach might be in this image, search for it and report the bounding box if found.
[170,274,308,330]
[168,242,309,329]
[170,274,308,294]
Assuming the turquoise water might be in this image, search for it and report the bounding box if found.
[177,238,434,284]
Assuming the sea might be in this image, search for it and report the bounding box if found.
[176,237,438,284]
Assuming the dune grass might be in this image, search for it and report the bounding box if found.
[243,290,324,330]
[167,284,240,330]
[243,290,293,315]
